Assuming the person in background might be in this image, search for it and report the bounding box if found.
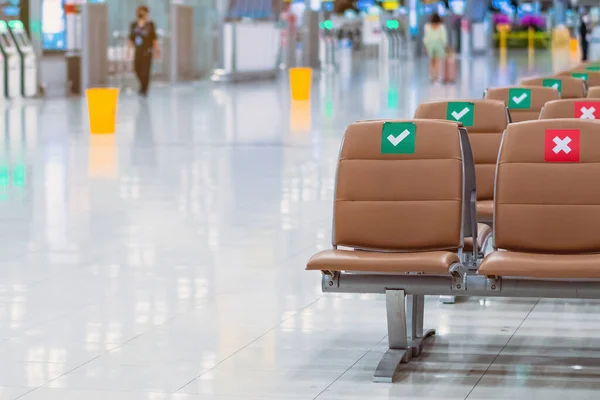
[580,10,590,62]
[423,13,448,83]
[128,5,160,96]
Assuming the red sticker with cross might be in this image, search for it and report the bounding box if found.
[574,101,600,119]
[545,130,580,162]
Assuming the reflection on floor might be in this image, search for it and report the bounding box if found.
[0,51,594,400]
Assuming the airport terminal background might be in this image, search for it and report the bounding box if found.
[0,0,597,399]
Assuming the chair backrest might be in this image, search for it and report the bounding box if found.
[414,99,508,202]
[485,86,559,122]
[588,87,600,98]
[556,71,600,88]
[520,76,586,99]
[572,62,598,71]
[333,119,473,252]
[494,119,600,253]
[539,99,600,120]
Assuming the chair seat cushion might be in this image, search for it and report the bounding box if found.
[479,251,600,279]
[477,200,494,222]
[464,223,493,252]
[306,249,460,274]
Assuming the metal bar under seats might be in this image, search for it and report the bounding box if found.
[406,294,435,357]
[373,290,412,383]
[439,295,456,304]
[322,273,600,300]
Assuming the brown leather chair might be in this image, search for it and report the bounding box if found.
[588,87,600,98]
[520,76,586,99]
[479,119,600,278]
[556,70,600,88]
[539,98,600,119]
[307,119,477,275]
[485,86,559,122]
[571,62,598,69]
[414,99,509,224]
[306,120,484,382]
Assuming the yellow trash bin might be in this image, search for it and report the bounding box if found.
[570,38,579,53]
[289,68,312,101]
[86,88,119,134]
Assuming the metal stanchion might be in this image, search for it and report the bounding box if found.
[379,29,389,63]
[380,26,405,63]
[108,31,132,91]
[320,31,337,69]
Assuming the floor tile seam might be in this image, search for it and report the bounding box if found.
[0,264,61,289]
[25,315,182,391]
[102,312,184,356]
[215,239,317,270]
[223,222,324,246]
[311,335,388,400]
[14,387,37,400]
[252,240,324,269]
[198,241,324,299]
[36,350,190,395]
[4,302,96,340]
[16,386,174,399]
[463,298,541,400]
[12,306,171,345]
[0,275,54,289]
[172,296,325,394]
[13,354,104,400]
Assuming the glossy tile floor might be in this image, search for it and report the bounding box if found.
[0,50,595,399]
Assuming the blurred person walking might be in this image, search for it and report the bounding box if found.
[580,10,590,62]
[423,13,448,83]
[128,5,160,96]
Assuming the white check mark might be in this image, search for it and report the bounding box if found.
[387,130,411,146]
[512,93,528,104]
[451,107,471,120]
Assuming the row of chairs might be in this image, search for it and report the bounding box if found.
[306,61,600,383]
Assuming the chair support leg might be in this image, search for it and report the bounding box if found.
[407,294,435,357]
[373,291,436,383]
[373,290,412,383]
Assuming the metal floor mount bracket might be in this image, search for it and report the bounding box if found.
[373,290,435,383]
[373,348,413,383]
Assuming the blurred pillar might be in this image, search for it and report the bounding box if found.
[26,0,43,89]
[553,0,566,26]
[302,0,320,68]
[460,0,491,57]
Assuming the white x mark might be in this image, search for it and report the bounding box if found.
[553,136,572,154]
[580,106,596,119]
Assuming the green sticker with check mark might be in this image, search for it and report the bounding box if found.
[508,88,531,109]
[542,79,562,94]
[446,102,474,126]
[381,122,416,154]
[572,72,588,81]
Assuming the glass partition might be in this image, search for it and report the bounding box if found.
[106,0,217,80]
